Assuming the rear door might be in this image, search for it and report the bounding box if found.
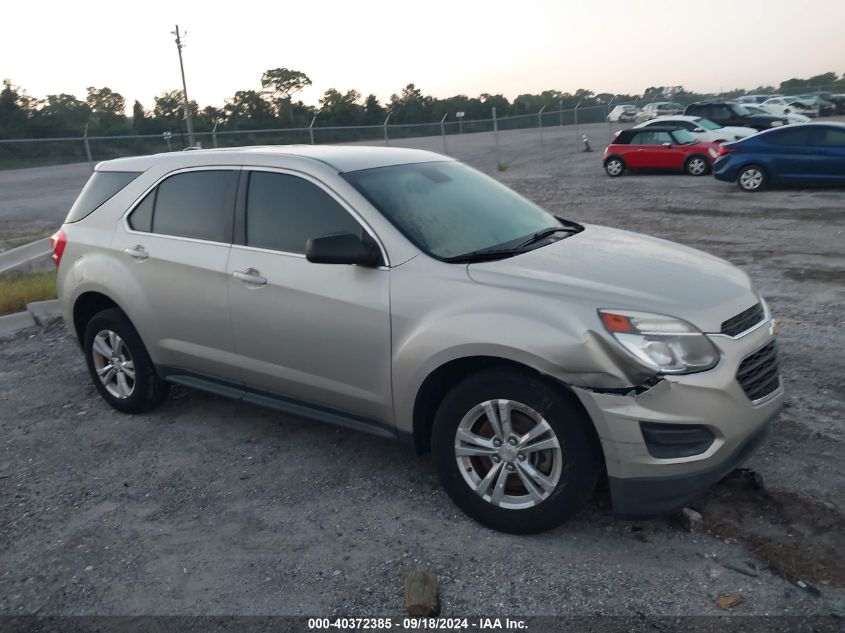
[226,168,393,422]
[762,127,819,181]
[116,167,241,381]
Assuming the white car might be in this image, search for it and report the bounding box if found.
[607,104,638,122]
[746,103,810,124]
[760,97,816,119]
[633,116,757,143]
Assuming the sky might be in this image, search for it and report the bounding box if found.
[3,0,844,111]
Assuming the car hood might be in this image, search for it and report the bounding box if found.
[747,113,785,123]
[465,224,758,333]
[720,125,757,136]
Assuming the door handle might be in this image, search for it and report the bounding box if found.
[123,245,148,260]
[233,268,267,286]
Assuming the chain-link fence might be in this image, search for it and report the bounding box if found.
[1,85,843,171]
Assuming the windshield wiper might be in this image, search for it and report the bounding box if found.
[443,218,584,264]
[441,248,526,264]
[517,226,574,249]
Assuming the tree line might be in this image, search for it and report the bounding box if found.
[2,70,843,141]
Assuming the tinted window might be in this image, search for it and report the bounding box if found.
[66,171,141,223]
[816,127,845,146]
[149,170,237,242]
[764,128,812,146]
[245,172,362,254]
[129,190,155,232]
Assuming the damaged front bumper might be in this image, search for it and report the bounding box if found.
[573,319,783,518]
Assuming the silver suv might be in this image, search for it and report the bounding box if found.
[54,146,783,533]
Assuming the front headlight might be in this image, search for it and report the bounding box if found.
[598,310,720,374]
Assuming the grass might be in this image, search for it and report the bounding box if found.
[0,227,54,245]
[496,158,515,172]
[0,270,57,316]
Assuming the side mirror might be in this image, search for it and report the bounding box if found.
[305,232,381,267]
[693,127,705,133]
[662,142,672,148]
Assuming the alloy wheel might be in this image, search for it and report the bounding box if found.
[739,168,764,191]
[454,399,563,510]
[687,158,707,175]
[91,330,136,399]
[606,160,623,176]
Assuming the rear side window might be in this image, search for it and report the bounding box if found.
[245,171,362,254]
[129,170,238,242]
[763,128,811,146]
[66,171,141,223]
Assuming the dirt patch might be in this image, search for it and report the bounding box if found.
[697,476,845,588]
[783,268,845,284]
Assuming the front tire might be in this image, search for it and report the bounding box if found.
[431,369,600,534]
[604,157,626,177]
[83,308,169,414]
[737,164,767,192]
[684,155,709,176]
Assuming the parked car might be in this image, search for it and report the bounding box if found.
[746,103,810,124]
[827,94,845,115]
[797,95,837,117]
[607,104,639,122]
[713,123,845,192]
[736,94,778,105]
[53,146,783,533]
[684,101,788,131]
[634,115,757,143]
[604,127,719,177]
[634,102,684,122]
[759,97,816,120]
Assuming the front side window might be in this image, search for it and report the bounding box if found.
[245,171,363,254]
[695,118,721,130]
[632,131,673,145]
[127,170,238,242]
[343,162,564,260]
[670,129,696,145]
[815,127,845,146]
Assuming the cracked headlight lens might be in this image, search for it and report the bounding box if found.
[598,310,720,374]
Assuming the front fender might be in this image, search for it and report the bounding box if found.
[391,309,648,435]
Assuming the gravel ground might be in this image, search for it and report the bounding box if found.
[1,123,844,617]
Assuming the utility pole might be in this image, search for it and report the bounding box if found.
[172,25,195,147]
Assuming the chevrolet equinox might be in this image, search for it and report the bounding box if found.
[54,146,783,533]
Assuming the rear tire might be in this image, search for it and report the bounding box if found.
[431,369,600,534]
[83,308,169,414]
[737,164,767,192]
[604,157,626,177]
[684,155,709,176]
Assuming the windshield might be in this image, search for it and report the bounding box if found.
[695,118,721,130]
[729,103,752,116]
[670,129,697,145]
[343,162,564,260]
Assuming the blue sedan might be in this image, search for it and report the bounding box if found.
[713,123,845,191]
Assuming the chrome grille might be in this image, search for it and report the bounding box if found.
[721,303,765,337]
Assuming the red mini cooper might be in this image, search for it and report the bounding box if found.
[603,126,719,177]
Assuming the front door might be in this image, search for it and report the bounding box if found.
[226,169,393,423]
